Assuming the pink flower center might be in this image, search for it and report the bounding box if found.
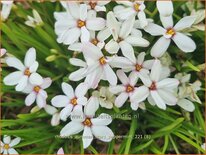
[126,85,134,93]
[83,118,92,127]
[149,82,157,91]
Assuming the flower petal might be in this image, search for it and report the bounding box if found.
[15,76,28,91]
[137,52,145,65]
[105,39,120,54]
[150,91,166,110]
[37,94,46,108]
[103,64,117,85]
[172,32,196,53]
[29,73,43,85]
[80,4,87,21]
[157,89,177,105]
[24,48,36,67]
[156,78,179,89]
[41,78,52,89]
[138,11,148,28]
[3,71,23,86]
[57,148,64,155]
[69,58,86,67]
[8,148,18,155]
[60,121,84,136]
[25,92,36,106]
[60,104,73,121]
[91,126,114,142]
[86,18,105,31]
[130,86,149,103]
[91,113,112,126]
[156,0,174,17]
[3,135,11,144]
[81,26,90,43]
[69,68,87,81]
[150,36,171,58]
[119,16,135,38]
[62,82,74,98]
[68,2,80,19]
[5,57,25,71]
[115,92,128,108]
[82,126,93,149]
[144,23,166,36]
[51,95,69,107]
[9,137,21,147]
[75,82,88,97]
[119,41,136,63]
[77,97,87,106]
[160,15,173,29]
[29,61,39,73]
[109,85,125,94]
[177,99,195,112]
[116,70,129,85]
[108,56,133,69]
[125,36,149,47]
[174,16,196,31]
[150,60,162,82]
[84,96,99,117]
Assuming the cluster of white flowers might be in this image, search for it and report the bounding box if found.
[2,0,203,153]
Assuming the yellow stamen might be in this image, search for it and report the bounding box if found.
[135,64,142,72]
[91,38,99,46]
[83,118,92,127]
[70,97,77,106]
[4,144,10,150]
[126,85,134,93]
[99,57,107,65]
[89,2,97,9]
[117,37,123,43]
[166,28,175,36]
[24,68,31,76]
[134,3,140,12]
[34,86,41,93]
[77,20,86,28]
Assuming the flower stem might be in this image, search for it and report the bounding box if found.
[124,115,138,154]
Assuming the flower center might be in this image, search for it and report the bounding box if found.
[83,118,92,127]
[117,37,123,43]
[134,3,140,12]
[24,68,31,76]
[34,86,41,93]
[70,97,77,106]
[126,85,134,93]
[149,82,157,91]
[135,64,142,72]
[89,2,97,9]
[99,56,106,65]
[91,38,99,46]
[77,20,86,28]
[4,144,10,150]
[166,28,175,36]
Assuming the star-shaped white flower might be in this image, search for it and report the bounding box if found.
[51,82,88,121]
[105,12,149,61]
[0,135,21,155]
[85,1,110,12]
[132,60,179,110]
[144,12,196,57]
[44,105,60,126]
[23,78,52,108]
[60,96,114,149]
[81,42,117,88]
[113,1,148,28]
[25,9,43,28]
[110,70,148,110]
[54,2,105,45]
[3,48,43,91]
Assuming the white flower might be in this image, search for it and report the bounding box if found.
[3,48,43,91]
[92,86,115,109]
[113,1,148,28]
[60,96,114,149]
[54,2,105,45]
[105,12,149,61]
[1,0,13,21]
[110,70,148,110]
[144,14,196,57]
[156,0,174,17]
[0,48,7,57]
[57,147,64,154]
[23,78,52,108]
[110,52,154,80]
[44,105,60,126]
[25,9,43,28]
[51,82,88,121]
[201,143,206,151]
[81,42,117,88]
[132,60,179,110]
[0,135,21,155]
[85,1,110,12]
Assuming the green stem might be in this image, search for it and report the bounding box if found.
[169,135,180,154]
[124,115,137,154]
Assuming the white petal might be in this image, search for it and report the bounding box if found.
[109,85,125,94]
[5,57,25,71]
[9,137,21,147]
[156,78,179,89]
[51,113,60,126]
[85,69,102,89]
[68,43,83,52]
[60,121,84,136]
[97,28,111,41]
[62,82,74,98]
[151,36,171,58]
[82,126,93,149]
[160,15,173,29]
[80,4,87,21]
[86,18,105,31]
[129,71,138,86]
[29,61,39,72]
[119,16,135,38]
[60,104,73,121]
[24,48,36,67]
[81,27,90,43]
[130,102,140,111]
[144,23,166,36]
[29,73,43,85]
[71,106,85,122]
[177,99,195,112]
[44,105,58,115]
[103,64,117,85]
[174,16,196,31]
[57,148,64,155]
[157,89,177,105]
[130,86,149,103]
[77,97,87,106]
[105,40,120,54]
[142,60,154,69]
[115,92,128,108]
[41,78,52,89]
[37,94,46,108]
[3,135,11,144]
[15,76,28,91]
[150,60,162,82]
[116,70,129,85]
[51,95,69,107]
[68,2,80,19]
[125,36,149,47]
[114,7,135,21]
[91,113,112,126]
[84,96,99,117]
[69,58,86,67]
[138,11,148,28]
[108,56,133,69]
[137,52,145,65]
[25,92,36,106]
[150,91,166,110]
[157,0,174,17]
[75,82,88,97]
[172,32,196,53]
[3,71,23,86]
[138,74,152,87]
[119,41,136,63]
[69,68,87,81]
[91,126,114,142]
[8,148,18,155]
